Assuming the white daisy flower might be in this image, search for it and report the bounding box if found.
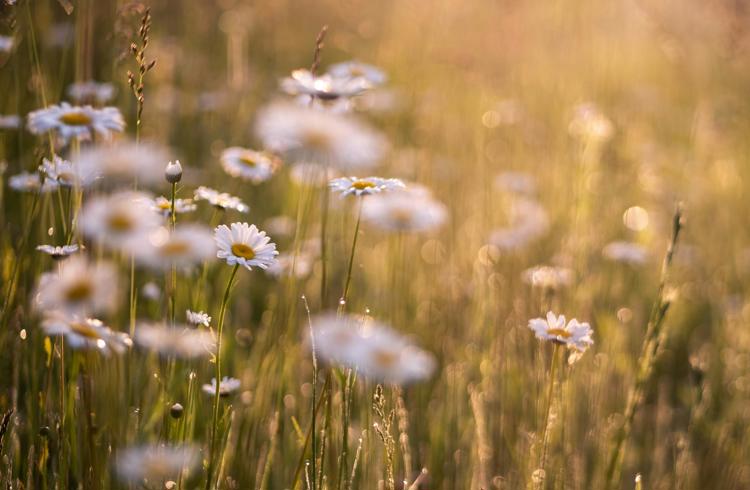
[361,190,447,233]
[141,282,161,301]
[528,311,594,353]
[73,141,170,187]
[149,196,197,217]
[130,225,216,270]
[115,444,200,485]
[8,171,59,193]
[280,69,370,101]
[202,376,241,397]
[255,101,387,171]
[311,313,436,385]
[79,191,163,250]
[0,35,15,55]
[34,256,119,315]
[26,102,125,145]
[186,309,211,327]
[0,114,21,130]
[603,241,649,265]
[329,176,405,197]
[326,60,387,87]
[214,222,278,271]
[522,265,574,290]
[40,155,97,188]
[41,311,132,355]
[66,80,116,104]
[264,252,314,279]
[219,147,279,183]
[134,322,216,359]
[193,186,249,213]
[36,243,79,260]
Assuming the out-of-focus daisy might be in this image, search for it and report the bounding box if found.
[326,60,387,87]
[130,225,216,270]
[214,222,278,271]
[603,241,648,265]
[34,256,118,315]
[281,69,370,100]
[0,114,21,130]
[194,186,249,213]
[329,176,404,197]
[528,311,593,352]
[134,322,216,359]
[36,244,79,260]
[79,191,162,250]
[311,313,436,385]
[220,147,279,183]
[522,265,574,290]
[115,444,200,485]
[256,101,387,171]
[149,196,197,217]
[40,155,97,188]
[289,162,340,186]
[26,102,125,145]
[264,252,314,279]
[8,171,59,193]
[568,102,613,143]
[494,171,536,195]
[202,376,241,397]
[74,141,170,187]
[141,282,161,301]
[66,80,116,104]
[186,309,211,327]
[0,35,14,55]
[41,311,132,355]
[361,191,447,233]
[489,198,549,251]
[263,215,296,238]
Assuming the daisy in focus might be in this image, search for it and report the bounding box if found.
[194,186,249,213]
[329,176,404,197]
[36,244,80,260]
[34,256,119,315]
[149,196,197,217]
[361,189,447,233]
[528,311,594,353]
[186,309,211,327]
[41,311,132,355]
[603,241,649,265]
[202,376,241,397]
[220,147,279,183]
[79,191,162,250]
[115,444,199,485]
[130,225,216,270]
[311,313,436,385]
[214,222,278,271]
[134,322,216,359]
[26,102,125,145]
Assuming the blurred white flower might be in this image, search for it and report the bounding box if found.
[0,114,21,129]
[263,215,296,238]
[311,313,436,385]
[79,191,162,250]
[42,311,132,355]
[115,444,200,485]
[74,141,170,187]
[36,244,79,260]
[326,60,387,87]
[568,102,613,143]
[264,252,313,279]
[194,186,249,213]
[130,225,216,270]
[202,376,241,397]
[214,222,278,270]
[40,155,97,188]
[603,241,648,265]
[329,176,404,197]
[489,198,549,251]
[220,147,279,183]
[281,69,370,100]
[528,311,593,353]
[0,35,15,54]
[141,282,161,301]
[149,196,197,217]
[134,322,216,359]
[186,309,211,327]
[522,265,574,290]
[26,102,125,145]
[361,189,447,233]
[66,80,116,104]
[8,171,59,193]
[34,256,119,315]
[494,171,536,195]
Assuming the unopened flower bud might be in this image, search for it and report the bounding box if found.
[170,402,184,419]
[165,160,182,183]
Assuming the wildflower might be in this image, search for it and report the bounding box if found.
[202,376,241,397]
[36,244,79,260]
[141,282,161,301]
[311,313,436,385]
[79,191,162,250]
[74,141,170,187]
[8,171,59,193]
[329,176,404,197]
[164,160,183,184]
[66,80,116,104]
[26,102,125,145]
[0,114,21,130]
[280,69,370,100]
[134,322,216,359]
[149,196,197,217]
[34,256,118,315]
[130,225,216,270]
[361,190,447,233]
[115,444,200,485]
[186,310,211,327]
[0,35,14,55]
[220,147,279,183]
[255,101,387,171]
[214,222,278,271]
[40,155,97,188]
[326,60,387,87]
[41,311,132,354]
[528,311,594,352]
[194,186,249,213]
[602,241,648,265]
[522,265,574,290]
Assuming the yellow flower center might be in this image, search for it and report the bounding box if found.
[546,328,572,339]
[160,240,190,257]
[349,67,365,77]
[351,180,375,190]
[69,321,101,339]
[231,243,255,260]
[65,280,93,303]
[107,212,133,232]
[157,201,171,210]
[239,155,257,167]
[59,111,92,126]
[389,208,413,225]
[371,348,398,368]
[302,129,332,151]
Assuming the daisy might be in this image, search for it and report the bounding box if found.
[115,444,199,485]
[202,376,241,397]
[130,225,216,270]
[34,256,118,315]
[66,80,116,104]
[255,101,387,171]
[74,141,170,187]
[522,265,574,290]
[134,322,216,359]
[79,191,162,250]
[361,191,447,233]
[603,241,648,265]
[528,311,594,353]
[219,147,279,183]
[326,60,387,87]
[41,311,132,355]
[26,102,125,145]
[149,196,197,217]
[311,313,436,385]
[141,282,161,301]
[186,309,211,327]
[329,176,405,197]
[214,222,278,271]
[36,244,79,260]
[40,155,97,188]
[194,186,249,213]
[0,114,21,130]
[8,171,59,193]
[0,35,14,55]
[281,69,371,101]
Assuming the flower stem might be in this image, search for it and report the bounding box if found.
[540,343,560,475]
[340,198,363,311]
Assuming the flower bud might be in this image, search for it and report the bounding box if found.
[165,160,182,183]
[170,402,184,419]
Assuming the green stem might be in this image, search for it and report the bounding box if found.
[340,198,363,311]
[540,343,560,474]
